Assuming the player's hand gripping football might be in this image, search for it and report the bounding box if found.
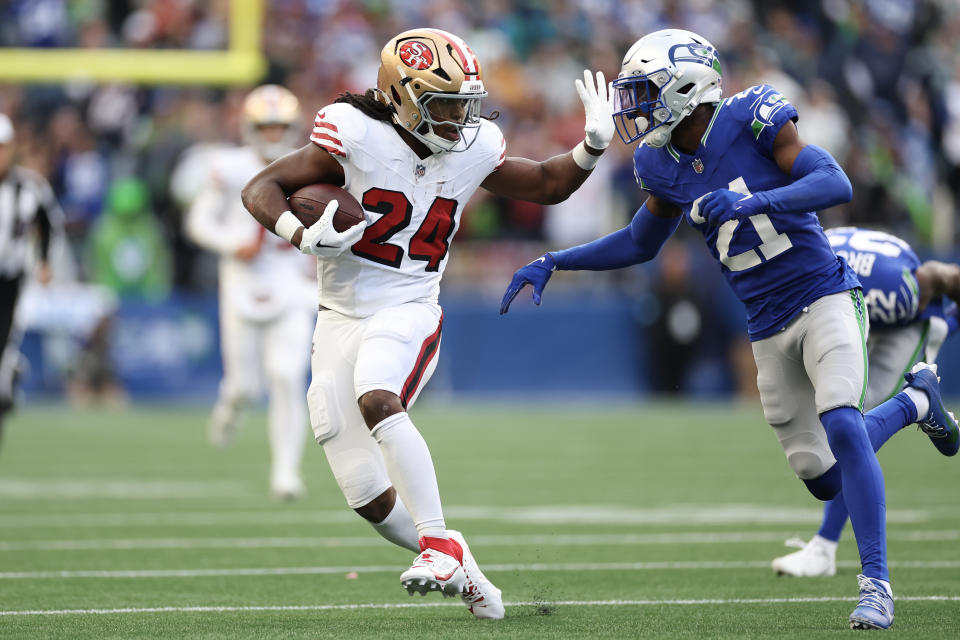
[500,253,556,315]
[575,69,616,151]
[699,189,765,227]
[299,199,366,258]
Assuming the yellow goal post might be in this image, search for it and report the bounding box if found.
[0,0,266,85]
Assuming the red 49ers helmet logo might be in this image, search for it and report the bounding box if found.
[399,41,433,70]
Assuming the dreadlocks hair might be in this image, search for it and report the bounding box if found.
[335,89,500,124]
[334,90,395,123]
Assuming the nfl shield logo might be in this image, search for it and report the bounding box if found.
[415,164,426,178]
[692,158,704,174]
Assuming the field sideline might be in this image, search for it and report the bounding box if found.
[0,400,957,638]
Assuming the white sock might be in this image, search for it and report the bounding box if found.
[903,387,930,422]
[371,495,420,553]
[811,534,838,553]
[370,413,447,540]
[877,579,893,597]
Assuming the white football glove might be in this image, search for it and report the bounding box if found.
[299,199,366,258]
[575,69,616,150]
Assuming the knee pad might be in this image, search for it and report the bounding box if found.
[307,371,344,444]
[325,447,390,509]
[774,424,837,480]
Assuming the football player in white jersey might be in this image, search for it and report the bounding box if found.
[242,28,616,618]
[186,85,316,500]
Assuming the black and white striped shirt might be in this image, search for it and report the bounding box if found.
[0,166,63,280]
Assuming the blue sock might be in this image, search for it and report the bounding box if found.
[816,393,916,543]
[817,496,849,542]
[820,406,888,581]
[863,392,917,450]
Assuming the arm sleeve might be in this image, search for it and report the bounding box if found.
[753,144,853,215]
[184,182,250,255]
[551,202,681,271]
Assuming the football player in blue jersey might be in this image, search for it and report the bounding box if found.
[772,227,960,578]
[499,29,960,630]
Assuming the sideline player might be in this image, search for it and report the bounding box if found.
[772,226,959,576]
[241,28,616,618]
[499,29,959,629]
[0,113,62,448]
[185,85,316,499]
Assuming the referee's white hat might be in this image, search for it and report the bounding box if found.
[0,114,13,144]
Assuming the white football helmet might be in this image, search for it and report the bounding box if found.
[612,29,722,148]
[242,84,301,162]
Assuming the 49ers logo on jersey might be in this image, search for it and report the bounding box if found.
[399,41,433,70]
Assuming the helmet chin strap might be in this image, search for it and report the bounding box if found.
[644,127,672,148]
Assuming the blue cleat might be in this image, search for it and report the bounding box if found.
[849,574,894,630]
[903,363,960,457]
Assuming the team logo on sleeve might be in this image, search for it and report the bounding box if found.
[751,91,790,139]
[399,41,434,70]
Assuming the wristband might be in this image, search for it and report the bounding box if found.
[274,211,303,243]
[571,141,601,171]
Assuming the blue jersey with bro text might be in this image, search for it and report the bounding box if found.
[826,226,957,336]
[825,227,920,329]
[633,85,859,340]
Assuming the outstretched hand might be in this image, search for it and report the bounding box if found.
[575,69,616,151]
[500,254,556,315]
[699,189,765,227]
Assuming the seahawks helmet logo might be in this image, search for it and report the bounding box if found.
[669,43,720,72]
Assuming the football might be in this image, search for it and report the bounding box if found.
[288,184,365,232]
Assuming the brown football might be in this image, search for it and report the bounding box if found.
[288,184,365,232]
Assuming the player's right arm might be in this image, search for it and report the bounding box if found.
[241,143,345,248]
[916,260,960,310]
[499,194,682,314]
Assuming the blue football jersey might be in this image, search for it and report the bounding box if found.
[633,85,859,340]
[825,227,921,328]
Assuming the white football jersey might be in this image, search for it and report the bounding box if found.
[309,102,505,317]
[185,146,315,321]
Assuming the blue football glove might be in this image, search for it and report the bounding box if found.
[699,189,766,226]
[500,253,556,315]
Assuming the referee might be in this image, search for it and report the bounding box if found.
[0,113,63,446]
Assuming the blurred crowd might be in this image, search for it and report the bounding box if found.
[1,0,958,289]
[1,0,958,395]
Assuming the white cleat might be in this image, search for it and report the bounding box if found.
[448,529,504,619]
[400,544,466,598]
[772,536,837,577]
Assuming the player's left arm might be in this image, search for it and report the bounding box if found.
[33,176,64,285]
[481,70,614,205]
[700,122,853,224]
[916,260,960,310]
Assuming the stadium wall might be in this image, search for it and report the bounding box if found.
[19,289,960,402]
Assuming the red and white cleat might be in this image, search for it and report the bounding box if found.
[400,536,466,598]
[449,529,504,619]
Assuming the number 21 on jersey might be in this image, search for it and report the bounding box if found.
[690,177,792,272]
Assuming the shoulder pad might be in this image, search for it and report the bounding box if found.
[311,103,369,159]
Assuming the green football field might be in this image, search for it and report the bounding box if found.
[0,400,957,638]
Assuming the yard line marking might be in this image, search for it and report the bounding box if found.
[2,529,959,552]
[0,479,251,500]
[2,560,958,580]
[0,504,936,528]
[2,596,959,617]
